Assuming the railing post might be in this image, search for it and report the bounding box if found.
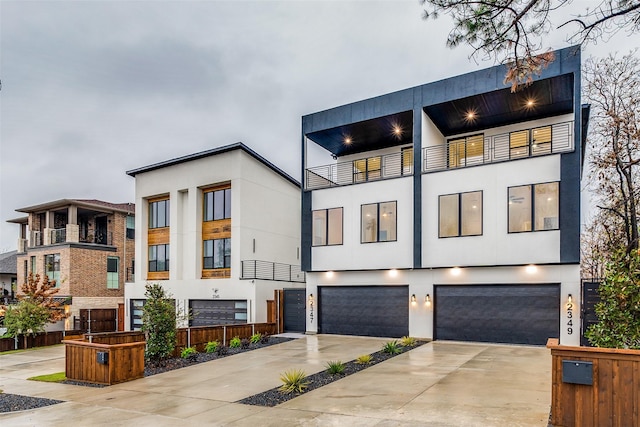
[187,327,191,348]
[223,326,226,346]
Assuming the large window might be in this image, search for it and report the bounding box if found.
[312,207,343,246]
[510,126,552,159]
[204,238,231,269]
[448,134,484,168]
[439,191,483,237]
[126,216,135,239]
[149,198,170,228]
[149,244,170,272]
[44,253,60,285]
[204,187,231,221]
[361,201,397,243]
[508,182,559,233]
[107,256,119,289]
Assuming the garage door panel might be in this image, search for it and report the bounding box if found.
[190,300,247,327]
[319,286,408,338]
[435,284,559,345]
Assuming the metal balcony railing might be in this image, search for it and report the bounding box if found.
[423,121,573,172]
[79,231,113,245]
[241,260,306,283]
[305,151,412,190]
[50,228,67,244]
[30,231,43,247]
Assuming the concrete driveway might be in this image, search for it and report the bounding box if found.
[0,335,551,426]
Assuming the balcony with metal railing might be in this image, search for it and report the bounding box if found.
[422,121,573,172]
[305,150,413,190]
[50,228,67,244]
[240,260,306,283]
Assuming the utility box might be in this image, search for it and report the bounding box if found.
[562,360,593,385]
[97,351,109,365]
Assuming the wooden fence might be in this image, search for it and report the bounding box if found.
[0,330,83,352]
[547,338,640,427]
[64,339,146,385]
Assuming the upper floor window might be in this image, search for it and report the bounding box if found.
[149,244,170,272]
[439,191,483,238]
[312,207,343,246]
[203,238,231,269]
[149,198,170,229]
[107,256,119,289]
[510,125,552,159]
[44,253,60,285]
[126,216,135,239]
[508,182,559,233]
[361,201,397,243]
[448,134,484,168]
[204,187,231,221]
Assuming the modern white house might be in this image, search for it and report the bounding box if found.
[301,46,586,345]
[125,143,305,331]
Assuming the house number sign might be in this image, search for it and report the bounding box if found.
[309,299,314,324]
[566,301,574,335]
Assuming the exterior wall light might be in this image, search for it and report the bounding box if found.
[389,268,398,277]
[425,294,431,306]
[567,294,572,303]
[308,293,314,305]
[525,264,537,274]
[451,267,461,276]
[326,271,334,278]
[410,294,417,305]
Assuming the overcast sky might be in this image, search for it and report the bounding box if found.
[1,0,638,251]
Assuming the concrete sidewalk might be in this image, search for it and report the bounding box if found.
[0,335,551,426]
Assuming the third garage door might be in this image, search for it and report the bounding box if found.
[434,284,560,345]
[318,286,408,338]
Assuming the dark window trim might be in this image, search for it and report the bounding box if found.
[509,125,554,159]
[203,187,231,222]
[149,244,170,272]
[438,190,484,238]
[507,181,560,234]
[203,238,231,270]
[446,133,485,167]
[149,198,170,229]
[360,201,398,244]
[312,207,344,247]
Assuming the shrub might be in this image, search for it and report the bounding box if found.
[382,340,402,355]
[181,346,198,360]
[260,334,271,344]
[205,340,220,353]
[279,369,309,394]
[141,283,178,361]
[400,336,417,347]
[216,345,228,356]
[250,332,262,344]
[356,354,372,365]
[326,360,345,375]
[229,336,241,348]
[241,338,251,349]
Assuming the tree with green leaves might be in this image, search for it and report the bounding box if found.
[4,299,51,347]
[585,249,640,349]
[420,0,640,88]
[141,283,178,361]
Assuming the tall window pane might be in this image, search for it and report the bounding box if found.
[510,130,529,158]
[214,190,225,220]
[312,210,327,246]
[203,240,213,269]
[379,202,396,241]
[361,204,378,243]
[439,194,459,237]
[509,185,532,232]
[327,208,343,245]
[461,191,482,236]
[157,200,166,227]
[532,126,552,155]
[204,192,214,221]
[534,182,559,230]
[107,257,119,289]
[224,189,231,218]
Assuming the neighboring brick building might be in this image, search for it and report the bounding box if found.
[8,199,135,330]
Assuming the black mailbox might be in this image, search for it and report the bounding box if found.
[97,351,109,365]
[562,360,593,385]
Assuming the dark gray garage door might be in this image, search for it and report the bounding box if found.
[435,284,560,345]
[284,289,306,332]
[319,286,408,338]
[190,300,247,326]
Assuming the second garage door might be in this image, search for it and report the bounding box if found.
[318,286,408,338]
[434,284,560,345]
[190,300,247,326]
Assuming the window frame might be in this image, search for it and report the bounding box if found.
[447,133,484,168]
[148,198,170,229]
[507,181,560,233]
[106,256,119,289]
[438,190,483,238]
[312,207,344,246]
[203,238,231,270]
[148,244,170,272]
[126,215,135,239]
[203,187,231,222]
[360,201,397,244]
[44,253,60,286]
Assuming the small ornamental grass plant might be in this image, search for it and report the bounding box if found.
[241,338,251,349]
[382,340,402,355]
[400,336,417,347]
[205,340,220,353]
[279,369,310,394]
[229,336,242,348]
[260,334,271,344]
[180,346,198,360]
[356,354,373,365]
[325,360,346,375]
[250,332,262,344]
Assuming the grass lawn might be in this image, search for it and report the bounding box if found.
[27,372,66,382]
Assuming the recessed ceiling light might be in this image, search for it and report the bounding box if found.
[526,99,535,108]
[344,136,352,144]
[392,125,402,136]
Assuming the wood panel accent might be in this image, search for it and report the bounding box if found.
[202,218,231,240]
[85,331,145,345]
[147,195,169,203]
[202,268,231,279]
[79,309,117,333]
[64,339,145,385]
[547,338,640,427]
[202,183,231,193]
[148,227,169,245]
[171,322,277,355]
[148,271,169,280]
[267,300,275,323]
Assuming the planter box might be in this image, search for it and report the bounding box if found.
[547,338,640,426]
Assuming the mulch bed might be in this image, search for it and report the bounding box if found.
[237,340,428,407]
[0,394,63,413]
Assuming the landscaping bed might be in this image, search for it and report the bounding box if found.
[238,340,428,407]
[0,394,63,413]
